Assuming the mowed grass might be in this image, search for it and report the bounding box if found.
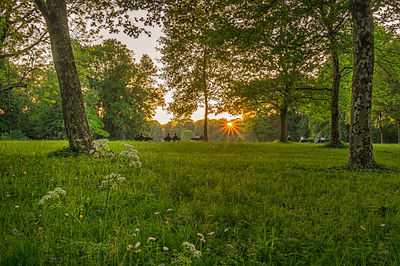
[1,140,400,265]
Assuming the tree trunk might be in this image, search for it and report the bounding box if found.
[203,91,208,141]
[202,48,208,142]
[348,0,376,167]
[34,0,92,150]
[379,125,384,144]
[279,106,287,142]
[397,119,400,144]
[330,38,341,146]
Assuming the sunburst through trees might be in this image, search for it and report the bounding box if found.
[218,120,241,141]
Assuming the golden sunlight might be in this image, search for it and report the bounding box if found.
[218,120,241,141]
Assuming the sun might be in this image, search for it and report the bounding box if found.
[218,120,241,141]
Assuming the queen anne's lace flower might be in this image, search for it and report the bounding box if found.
[182,241,202,258]
[98,173,126,190]
[182,242,196,251]
[38,188,66,205]
[90,139,114,157]
[119,142,142,168]
[193,250,202,258]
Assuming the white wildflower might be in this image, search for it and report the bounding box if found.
[135,228,140,232]
[119,143,141,168]
[182,241,201,257]
[163,246,169,251]
[182,242,196,251]
[90,139,113,157]
[154,212,160,215]
[54,188,66,195]
[135,242,141,248]
[197,233,204,238]
[148,237,156,241]
[167,208,173,212]
[98,173,125,190]
[193,250,202,258]
[121,142,134,149]
[15,205,20,209]
[129,160,142,168]
[38,188,66,205]
[207,231,215,236]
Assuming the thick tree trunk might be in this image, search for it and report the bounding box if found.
[34,0,92,150]
[348,0,376,167]
[279,106,287,142]
[330,41,341,146]
[203,91,208,141]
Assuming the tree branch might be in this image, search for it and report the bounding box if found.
[0,32,48,59]
[0,84,27,93]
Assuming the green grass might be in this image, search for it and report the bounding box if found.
[1,140,400,265]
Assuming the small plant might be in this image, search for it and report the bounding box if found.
[89,139,114,157]
[38,187,95,241]
[99,173,126,240]
[119,142,142,168]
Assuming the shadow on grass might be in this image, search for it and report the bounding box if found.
[47,146,89,158]
[290,164,400,174]
[319,141,348,149]
[325,164,400,173]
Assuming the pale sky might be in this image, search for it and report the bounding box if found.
[99,25,240,124]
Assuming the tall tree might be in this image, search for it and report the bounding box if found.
[85,39,164,139]
[306,0,352,146]
[160,1,229,141]
[32,0,166,149]
[218,1,322,142]
[374,28,400,144]
[348,0,376,167]
[34,0,92,149]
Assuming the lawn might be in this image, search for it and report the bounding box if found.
[1,140,400,264]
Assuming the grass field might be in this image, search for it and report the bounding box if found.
[1,140,400,265]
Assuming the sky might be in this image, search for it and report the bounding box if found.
[98,23,241,125]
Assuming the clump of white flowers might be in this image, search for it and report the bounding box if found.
[89,139,114,157]
[38,188,66,205]
[98,173,126,190]
[182,242,202,258]
[120,142,142,168]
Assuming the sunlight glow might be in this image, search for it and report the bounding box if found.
[218,120,241,141]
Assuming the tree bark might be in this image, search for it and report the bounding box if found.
[202,48,208,142]
[34,0,92,150]
[348,0,376,167]
[329,34,341,146]
[397,119,400,144]
[279,106,287,142]
[379,125,384,144]
[203,90,208,141]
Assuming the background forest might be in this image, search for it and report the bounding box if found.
[1,1,399,144]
